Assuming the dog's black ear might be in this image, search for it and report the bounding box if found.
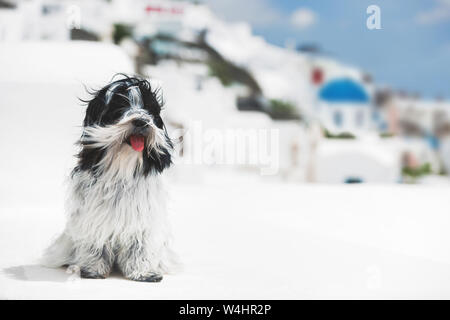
[142,133,173,175]
[76,145,106,174]
[83,96,105,127]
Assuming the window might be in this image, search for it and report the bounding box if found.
[333,110,343,127]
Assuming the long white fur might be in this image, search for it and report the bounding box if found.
[42,90,178,280]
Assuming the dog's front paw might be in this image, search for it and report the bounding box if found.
[80,269,107,279]
[77,257,112,279]
[131,273,163,282]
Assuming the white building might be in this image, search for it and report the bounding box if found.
[316,136,402,184]
[316,78,373,136]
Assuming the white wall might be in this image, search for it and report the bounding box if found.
[316,139,401,183]
[440,137,450,175]
[318,102,372,136]
[0,10,24,41]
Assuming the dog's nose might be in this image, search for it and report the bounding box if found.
[132,119,148,128]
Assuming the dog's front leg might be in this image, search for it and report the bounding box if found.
[116,239,163,282]
[72,243,114,279]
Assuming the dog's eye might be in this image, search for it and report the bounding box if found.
[98,106,126,125]
[112,108,126,119]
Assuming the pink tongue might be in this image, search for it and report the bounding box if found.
[130,135,145,152]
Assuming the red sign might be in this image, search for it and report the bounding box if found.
[311,68,323,85]
[145,6,183,14]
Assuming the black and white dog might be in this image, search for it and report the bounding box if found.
[43,76,178,282]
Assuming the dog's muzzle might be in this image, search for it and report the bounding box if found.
[131,119,150,136]
[127,119,151,152]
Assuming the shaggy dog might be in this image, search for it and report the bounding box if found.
[42,76,178,282]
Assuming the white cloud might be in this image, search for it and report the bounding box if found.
[416,0,450,24]
[205,0,282,27]
[290,8,317,30]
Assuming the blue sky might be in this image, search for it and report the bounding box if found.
[205,0,450,99]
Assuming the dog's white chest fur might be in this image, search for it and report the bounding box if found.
[69,167,168,246]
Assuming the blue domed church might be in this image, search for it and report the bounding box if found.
[317,78,372,135]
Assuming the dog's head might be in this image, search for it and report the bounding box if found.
[76,76,172,177]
